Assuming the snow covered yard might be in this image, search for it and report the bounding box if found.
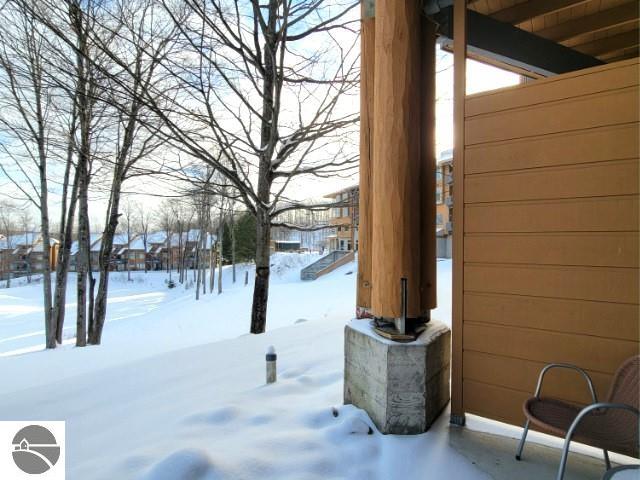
[0,252,361,391]
[1,256,486,480]
[2,256,624,480]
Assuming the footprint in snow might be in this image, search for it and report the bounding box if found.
[183,406,240,426]
[141,449,221,480]
[246,413,274,426]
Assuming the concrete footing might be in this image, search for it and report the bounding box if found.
[344,319,451,434]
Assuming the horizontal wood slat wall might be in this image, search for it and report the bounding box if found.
[460,58,640,436]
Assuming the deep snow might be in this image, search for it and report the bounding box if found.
[0,252,354,391]
[1,255,479,480]
[2,255,622,479]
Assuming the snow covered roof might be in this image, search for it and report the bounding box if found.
[146,231,169,244]
[30,237,59,252]
[0,232,39,249]
[0,233,59,252]
[438,148,453,165]
[167,230,216,248]
[70,234,103,255]
[127,236,146,251]
[112,233,133,246]
[323,184,359,199]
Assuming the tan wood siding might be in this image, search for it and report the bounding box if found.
[465,123,639,175]
[465,60,639,117]
[466,195,638,233]
[457,58,640,436]
[464,233,639,268]
[465,158,639,202]
[463,351,614,405]
[463,295,639,341]
[465,85,638,145]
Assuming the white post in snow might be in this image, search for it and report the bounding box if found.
[266,346,277,384]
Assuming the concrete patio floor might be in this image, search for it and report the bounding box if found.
[448,421,639,480]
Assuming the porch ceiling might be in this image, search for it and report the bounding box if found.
[470,0,639,64]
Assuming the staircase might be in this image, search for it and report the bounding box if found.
[300,250,354,281]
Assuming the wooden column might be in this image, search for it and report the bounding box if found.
[371,0,435,320]
[451,0,467,425]
[356,0,375,316]
[421,17,438,314]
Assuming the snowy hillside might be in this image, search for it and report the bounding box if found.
[0,256,468,480]
[0,253,361,389]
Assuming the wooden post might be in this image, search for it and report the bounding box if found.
[421,16,438,314]
[371,0,433,320]
[356,0,375,317]
[451,0,467,426]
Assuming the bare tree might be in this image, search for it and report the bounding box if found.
[151,0,360,332]
[0,200,20,288]
[88,0,178,345]
[137,204,152,273]
[121,199,137,282]
[17,0,359,336]
[0,5,59,347]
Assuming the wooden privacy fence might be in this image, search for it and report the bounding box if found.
[452,58,640,436]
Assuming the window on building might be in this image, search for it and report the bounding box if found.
[436,186,443,204]
[436,213,444,225]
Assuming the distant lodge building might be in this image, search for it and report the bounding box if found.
[69,229,216,273]
[0,233,60,280]
[271,240,302,252]
[436,150,453,259]
[325,185,359,252]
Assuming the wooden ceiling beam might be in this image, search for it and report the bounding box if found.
[491,0,591,25]
[573,29,640,57]
[535,2,639,42]
[599,47,639,63]
[436,6,603,76]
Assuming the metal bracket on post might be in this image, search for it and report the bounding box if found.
[450,413,466,426]
[363,0,375,19]
[396,277,408,335]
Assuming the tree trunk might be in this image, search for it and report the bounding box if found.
[231,213,236,283]
[217,219,224,294]
[250,0,277,334]
[53,155,79,344]
[167,236,172,281]
[126,221,131,282]
[40,180,54,349]
[53,99,78,343]
[195,233,201,300]
[90,174,123,345]
[37,121,54,349]
[209,234,215,293]
[143,233,148,273]
[250,209,270,334]
[76,167,90,348]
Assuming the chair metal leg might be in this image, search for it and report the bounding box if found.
[603,450,611,470]
[556,436,572,480]
[515,420,530,461]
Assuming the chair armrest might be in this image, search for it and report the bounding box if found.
[557,403,639,480]
[566,402,640,440]
[534,363,597,403]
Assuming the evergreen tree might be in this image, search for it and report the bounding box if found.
[223,212,256,263]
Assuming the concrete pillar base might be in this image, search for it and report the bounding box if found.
[344,319,451,434]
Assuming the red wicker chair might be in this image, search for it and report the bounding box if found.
[515,355,639,480]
